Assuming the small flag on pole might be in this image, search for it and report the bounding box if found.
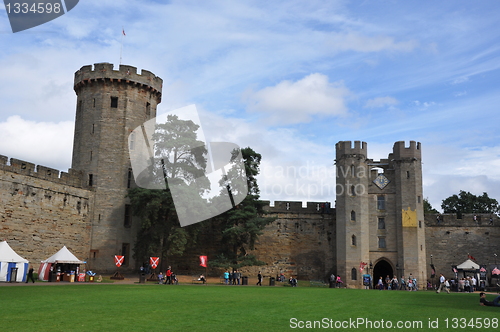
[199,255,208,268]
[115,255,124,267]
[359,261,367,273]
[150,257,159,269]
[122,28,126,36]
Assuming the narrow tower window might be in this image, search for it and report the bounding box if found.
[124,204,132,228]
[350,210,356,221]
[127,168,133,188]
[110,96,118,108]
[378,237,386,249]
[378,217,385,229]
[121,243,130,266]
[88,174,93,187]
[377,195,385,210]
[351,234,356,246]
[146,102,151,117]
[351,268,357,281]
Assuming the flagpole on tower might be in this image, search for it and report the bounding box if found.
[120,27,126,65]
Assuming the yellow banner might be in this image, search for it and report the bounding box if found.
[402,207,417,227]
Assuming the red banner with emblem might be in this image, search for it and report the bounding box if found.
[199,255,207,268]
[115,255,124,267]
[150,257,159,269]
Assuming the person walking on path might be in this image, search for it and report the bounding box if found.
[256,271,262,286]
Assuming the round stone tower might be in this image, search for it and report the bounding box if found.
[72,63,162,272]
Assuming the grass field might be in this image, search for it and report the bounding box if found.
[0,283,498,331]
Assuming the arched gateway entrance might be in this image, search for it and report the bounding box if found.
[373,259,393,289]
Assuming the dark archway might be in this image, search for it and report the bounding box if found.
[373,259,393,289]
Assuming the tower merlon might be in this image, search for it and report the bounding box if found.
[74,62,163,97]
[392,141,421,160]
[335,141,367,158]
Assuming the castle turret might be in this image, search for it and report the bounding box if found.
[391,141,426,288]
[335,141,370,287]
[71,63,162,271]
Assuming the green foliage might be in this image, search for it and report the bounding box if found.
[128,115,208,267]
[441,190,499,214]
[205,147,275,267]
[423,198,438,213]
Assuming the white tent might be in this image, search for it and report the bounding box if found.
[0,241,29,282]
[38,246,85,281]
[457,259,480,271]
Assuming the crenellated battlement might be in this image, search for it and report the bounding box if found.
[391,141,421,160]
[0,155,86,188]
[74,63,163,99]
[263,200,334,214]
[425,213,498,227]
[335,141,367,159]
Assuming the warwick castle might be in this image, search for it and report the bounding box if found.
[1,63,498,288]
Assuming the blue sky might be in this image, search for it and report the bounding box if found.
[0,0,499,211]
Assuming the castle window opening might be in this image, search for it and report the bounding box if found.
[378,217,385,230]
[351,268,357,280]
[351,234,356,246]
[127,168,133,188]
[90,250,98,259]
[129,132,135,150]
[419,220,422,228]
[418,196,421,203]
[377,195,385,210]
[90,150,92,161]
[351,165,355,177]
[351,210,356,221]
[407,171,410,179]
[110,96,118,108]
[378,237,386,249]
[146,102,151,117]
[92,123,95,134]
[121,243,130,266]
[88,174,93,187]
[124,204,132,228]
[350,185,356,196]
[93,98,96,107]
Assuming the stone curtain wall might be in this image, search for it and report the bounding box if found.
[244,201,336,281]
[0,157,92,270]
[425,213,500,282]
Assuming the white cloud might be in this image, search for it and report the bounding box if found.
[451,76,469,85]
[328,32,418,53]
[0,116,74,171]
[243,73,351,125]
[364,96,398,108]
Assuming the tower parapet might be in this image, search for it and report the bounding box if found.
[335,141,367,159]
[391,141,421,160]
[74,63,162,101]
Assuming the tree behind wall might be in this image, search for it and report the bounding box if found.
[441,190,499,215]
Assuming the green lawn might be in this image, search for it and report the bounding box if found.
[0,284,498,331]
